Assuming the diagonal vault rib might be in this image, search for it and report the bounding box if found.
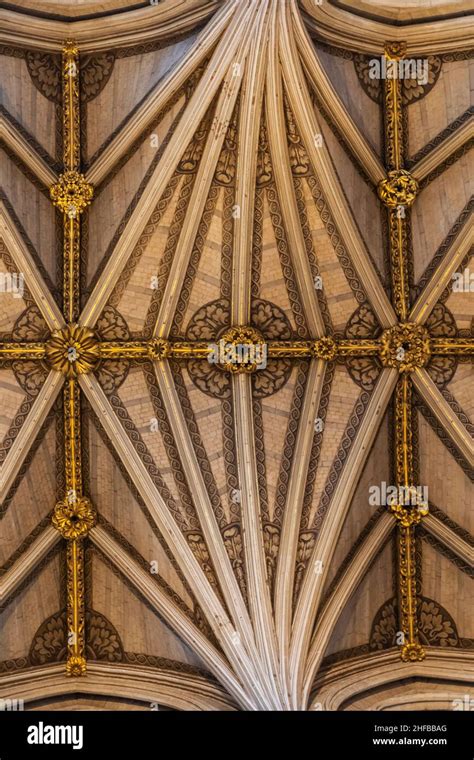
[90,524,253,710]
[280,1,396,329]
[292,6,385,186]
[302,512,394,706]
[0,372,64,504]
[412,369,474,469]
[79,371,273,710]
[289,368,397,708]
[80,0,256,331]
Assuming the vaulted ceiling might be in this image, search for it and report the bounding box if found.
[0,0,472,711]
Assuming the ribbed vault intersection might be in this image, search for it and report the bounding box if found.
[0,0,472,711]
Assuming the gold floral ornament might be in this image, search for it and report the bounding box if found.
[380,323,430,372]
[52,495,96,540]
[50,171,94,219]
[63,39,79,57]
[216,326,267,374]
[147,338,171,361]
[389,484,429,526]
[313,336,338,361]
[46,324,100,378]
[389,503,423,527]
[66,654,87,677]
[384,41,408,61]
[378,169,419,208]
[400,642,426,663]
[399,484,429,514]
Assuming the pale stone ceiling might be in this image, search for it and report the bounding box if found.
[0,0,472,710]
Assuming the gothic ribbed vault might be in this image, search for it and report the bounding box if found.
[0,0,472,711]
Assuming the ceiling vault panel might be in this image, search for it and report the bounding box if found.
[0,0,472,712]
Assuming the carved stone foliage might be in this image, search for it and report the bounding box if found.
[95,306,131,394]
[87,611,123,661]
[29,609,124,665]
[345,303,380,340]
[402,57,443,104]
[12,304,48,341]
[214,100,238,186]
[344,304,381,391]
[263,522,280,594]
[29,613,67,664]
[178,111,211,174]
[222,523,247,602]
[353,55,380,103]
[294,530,317,604]
[257,120,272,187]
[11,306,49,395]
[418,599,461,648]
[427,302,458,338]
[369,598,397,650]
[79,53,115,103]
[186,298,229,342]
[185,298,293,399]
[252,299,292,341]
[7,11,470,700]
[26,52,62,103]
[342,302,459,390]
[25,51,115,104]
[370,596,460,651]
[185,532,216,587]
[425,303,458,387]
[354,55,442,106]
[344,357,380,392]
[284,98,310,176]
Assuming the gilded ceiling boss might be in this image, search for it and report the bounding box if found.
[0,0,472,713]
